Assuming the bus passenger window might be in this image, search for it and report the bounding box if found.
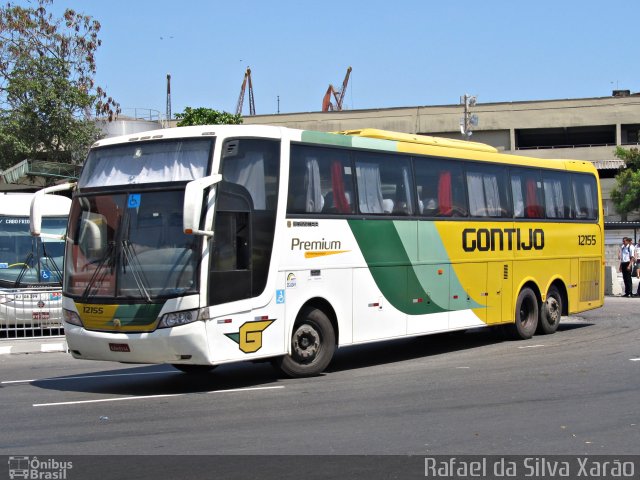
[542,172,572,219]
[466,164,511,217]
[288,145,354,215]
[415,157,467,217]
[572,174,598,220]
[354,152,413,216]
[511,168,544,219]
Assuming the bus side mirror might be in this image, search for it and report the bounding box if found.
[183,174,222,236]
[30,182,76,237]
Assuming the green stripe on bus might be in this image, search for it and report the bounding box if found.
[301,131,354,147]
[301,130,398,152]
[347,220,483,315]
[348,219,447,315]
[114,303,163,326]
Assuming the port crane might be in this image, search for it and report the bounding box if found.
[236,67,256,116]
[322,66,352,112]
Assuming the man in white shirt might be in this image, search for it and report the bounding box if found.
[620,237,635,297]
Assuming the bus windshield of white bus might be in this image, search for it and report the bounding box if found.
[66,190,201,300]
[0,215,67,287]
[79,139,212,188]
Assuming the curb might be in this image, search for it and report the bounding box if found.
[0,338,67,355]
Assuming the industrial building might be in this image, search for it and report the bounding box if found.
[243,91,640,266]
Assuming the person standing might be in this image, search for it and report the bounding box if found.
[620,237,635,297]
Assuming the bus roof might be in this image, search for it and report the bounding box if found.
[89,125,598,175]
[338,129,498,153]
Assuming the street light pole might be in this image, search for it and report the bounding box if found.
[460,93,478,140]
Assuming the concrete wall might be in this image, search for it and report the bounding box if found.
[244,96,640,160]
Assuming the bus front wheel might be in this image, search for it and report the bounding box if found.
[509,287,539,340]
[275,307,336,378]
[538,285,562,335]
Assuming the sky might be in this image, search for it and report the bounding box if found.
[39,0,640,118]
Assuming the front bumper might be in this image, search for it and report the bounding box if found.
[64,320,211,365]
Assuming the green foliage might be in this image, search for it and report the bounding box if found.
[0,0,119,171]
[175,107,243,126]
[611,147,640,215]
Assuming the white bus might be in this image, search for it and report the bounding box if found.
[0,192,71,333]
[30,125,603,376]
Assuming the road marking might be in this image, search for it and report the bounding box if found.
[630,358,640,362]
[32,385,284,407]
[34,393,183,407]
[518,344,545,349]
[455,366,470,369]
[2,370,177,385]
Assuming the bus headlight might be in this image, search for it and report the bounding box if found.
[63,308,83,327]
[157,309,201,329]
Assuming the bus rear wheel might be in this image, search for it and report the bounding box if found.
[538,285,562,334]
[275,307,336,378]
[508,287,539,340]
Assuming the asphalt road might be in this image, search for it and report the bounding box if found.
[0,297,639,476]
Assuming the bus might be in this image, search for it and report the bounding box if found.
[1,192,71,333]
[30,125,603,376]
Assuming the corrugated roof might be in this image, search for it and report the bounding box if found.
[1,159,80,184]
[592,159,624,170]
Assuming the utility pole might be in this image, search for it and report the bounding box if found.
[459,94,478,139]
[166,73,172,122]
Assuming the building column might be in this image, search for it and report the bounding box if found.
[616,123,622,145]
[509,128,516,151]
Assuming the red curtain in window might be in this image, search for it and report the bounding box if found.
[331,161,350,213]
[438,171,452,216]
[525,179,542,218]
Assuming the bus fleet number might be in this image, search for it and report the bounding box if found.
[578,235,596,246]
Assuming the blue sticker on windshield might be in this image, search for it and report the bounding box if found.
[40,270,51,281]
[127,194,141,208]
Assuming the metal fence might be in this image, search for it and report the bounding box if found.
[0,288,64,339]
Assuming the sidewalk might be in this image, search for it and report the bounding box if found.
[0,337,67,355]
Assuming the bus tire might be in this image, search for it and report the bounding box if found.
[172,364,217,374]
[509,287,539,340]
[538,285,562,335]
[275,307,336,378]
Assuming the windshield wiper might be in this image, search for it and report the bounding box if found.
[81,241,116,303]
[121,240,152,303]
[13,252,35,288]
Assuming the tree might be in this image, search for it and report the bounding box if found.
[611,146,640,217]
[0,0,119,170]
[175,107,243,126]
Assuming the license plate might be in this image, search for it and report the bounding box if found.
[109,343,130,352]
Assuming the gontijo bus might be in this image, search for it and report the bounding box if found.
[30,126,603,376]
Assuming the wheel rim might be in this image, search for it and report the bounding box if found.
[292,323,321,363]
[520,295,536,328]
[545,296,560,325]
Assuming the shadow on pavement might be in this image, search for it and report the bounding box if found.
[30,321,593,396]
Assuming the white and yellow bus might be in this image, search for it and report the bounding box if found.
[30,126,603,376]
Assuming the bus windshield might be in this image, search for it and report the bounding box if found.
[65,189,200,300]
[0,216,67,287]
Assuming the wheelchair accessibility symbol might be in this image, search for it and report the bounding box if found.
[40,270,51,281]
[127,193,141,209]
[276,290,285,304]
